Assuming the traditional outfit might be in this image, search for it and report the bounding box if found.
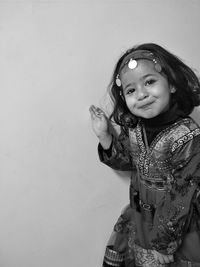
[99,106,200,267]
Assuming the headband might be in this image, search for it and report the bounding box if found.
[116,50,162,87]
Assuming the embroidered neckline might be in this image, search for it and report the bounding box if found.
[136,117,194,155]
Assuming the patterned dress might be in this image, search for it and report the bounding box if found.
[99,116,200,267]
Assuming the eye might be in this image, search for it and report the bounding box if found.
[145,79,156,86]
[125,88,135,95]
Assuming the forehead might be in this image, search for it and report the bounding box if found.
[120,59,158,78]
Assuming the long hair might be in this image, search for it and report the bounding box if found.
[108,43,200,129]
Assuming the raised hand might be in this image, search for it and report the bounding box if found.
[89,105,112,149]
[89,105,109,137]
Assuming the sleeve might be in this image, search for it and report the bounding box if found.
[149,135,200,255]
[98,129,135,171]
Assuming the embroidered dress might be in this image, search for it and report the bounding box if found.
[99,113,200,267]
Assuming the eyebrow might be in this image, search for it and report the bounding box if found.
[123,73,157,91]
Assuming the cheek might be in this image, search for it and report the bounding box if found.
[165,91,171,102]
[125,97,136,109]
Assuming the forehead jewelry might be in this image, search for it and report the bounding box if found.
[115,50,162,87]
[128,59,138,69]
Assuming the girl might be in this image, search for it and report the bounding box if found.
[89,43,200,267]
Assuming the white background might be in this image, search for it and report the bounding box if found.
[0,0,200,266]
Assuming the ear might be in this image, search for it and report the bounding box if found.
[170,87,176,93]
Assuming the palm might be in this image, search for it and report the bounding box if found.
[89,105,109,138]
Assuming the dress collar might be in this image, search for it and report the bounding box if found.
[140,103,185,145]
[141,103,184,129]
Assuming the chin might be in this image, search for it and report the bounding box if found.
[140,113,157,119]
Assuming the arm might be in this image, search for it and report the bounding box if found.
[98,129,135,171]
[149,136,200,255]
[89,105,135,171]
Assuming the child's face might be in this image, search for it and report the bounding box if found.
[120,59,173,119]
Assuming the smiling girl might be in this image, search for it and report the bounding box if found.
[89,43,200,266]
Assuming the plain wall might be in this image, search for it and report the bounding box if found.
[0,0,200,266]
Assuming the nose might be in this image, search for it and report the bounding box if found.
[137,86,148,100]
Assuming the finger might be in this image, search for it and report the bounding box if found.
[93,107,104,117]
[89,105,97,115]
[89,105,104,117]
[89,105,100,112]
[89,106,101,119]
[89,107,96,119]
[94,105,104,114]
[90,111,105,124]
[96,107,104,115]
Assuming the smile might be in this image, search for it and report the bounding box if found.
[138,101,154,109]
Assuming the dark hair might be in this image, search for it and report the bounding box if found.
[108,43,200,128]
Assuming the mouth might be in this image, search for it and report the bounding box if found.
[138,101,154,109]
